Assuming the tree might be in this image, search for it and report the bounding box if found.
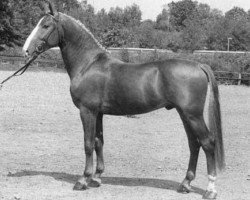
[178,3,221,51]
[100,28,125,47]
[96,9,110,31]
[248,10,250,20]
[10,0,44,43]
[78,4,97,33]
[95,9,110,43]
[164,31,183,52]
[225,7,247,21]
[181,19,207,51]
[168,0,197,31]
[97,4,142,47]
[107,4,141,29]
[136,20,156,48]
[108,7,124,29]
[123,4,142,28]
[156,8,170,31]
[0,0,21,49]
[53,0,80,15]
[230,19,250,51]
[206,18,228,50]
[224,7,250,51]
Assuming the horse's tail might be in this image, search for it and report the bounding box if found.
[200,64,226,171]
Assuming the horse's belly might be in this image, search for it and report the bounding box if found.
[101,91,169,115]
[101,103,166,115]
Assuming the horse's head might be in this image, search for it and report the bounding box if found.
[23,1,61,57]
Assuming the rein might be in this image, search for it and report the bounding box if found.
[0,55,38,90]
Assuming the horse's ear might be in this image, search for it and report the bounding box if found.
[44,0,58,16]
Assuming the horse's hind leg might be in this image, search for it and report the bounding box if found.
[89,113,104,187]
[177,109,217,199]
[177,111,201,193]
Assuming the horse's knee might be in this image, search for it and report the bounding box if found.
[95,137,103,148]
[85,141,95,156]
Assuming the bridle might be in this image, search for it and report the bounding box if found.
[0,13,63,89]
[35,13,63,54]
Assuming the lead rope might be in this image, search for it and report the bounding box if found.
[0,55,38,90]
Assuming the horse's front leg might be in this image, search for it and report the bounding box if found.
[89,113,104,187]
[73,106,97,190]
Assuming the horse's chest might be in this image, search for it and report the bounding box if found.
[70,75,105,109]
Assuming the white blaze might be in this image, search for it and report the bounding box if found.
[23,17,45,52]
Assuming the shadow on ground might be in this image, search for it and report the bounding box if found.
[8,170,205,196]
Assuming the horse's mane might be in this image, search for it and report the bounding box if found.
[61,13,106,51]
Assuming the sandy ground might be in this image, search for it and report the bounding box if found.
[0,68,249,200]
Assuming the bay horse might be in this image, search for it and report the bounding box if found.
[23,2,225,199]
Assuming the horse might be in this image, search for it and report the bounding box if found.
[22,2,225,199]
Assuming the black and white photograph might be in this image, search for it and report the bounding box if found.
[0,0,249,199]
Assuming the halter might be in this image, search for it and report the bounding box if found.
[36,13,63,53]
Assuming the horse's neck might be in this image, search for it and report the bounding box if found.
[59,14,104,78]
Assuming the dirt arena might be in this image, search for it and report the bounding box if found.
[0,67,249,200]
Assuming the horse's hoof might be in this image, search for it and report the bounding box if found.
[202,190,217,199]
[89,177,102,187]
[177,184,192,193]
[73,181,88,190]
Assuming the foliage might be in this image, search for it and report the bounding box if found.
[136,20,156,48]
[168,0,197,31]
[156,9,170,31]
[120,48,130,62]
[0,0,21,50]
[1,0,250,53]
[223,7,250,51]
[225,6,248,21]
[10,0,44,45]
[180,3,215,51]
[123,4,142,28]
[101,28,125,47]
[77,4,97,33]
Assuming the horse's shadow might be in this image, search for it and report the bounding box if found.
[8,170,205,195]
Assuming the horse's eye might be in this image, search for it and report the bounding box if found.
[43,25,49,29]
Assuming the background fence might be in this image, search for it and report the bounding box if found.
[1,48,250,85]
